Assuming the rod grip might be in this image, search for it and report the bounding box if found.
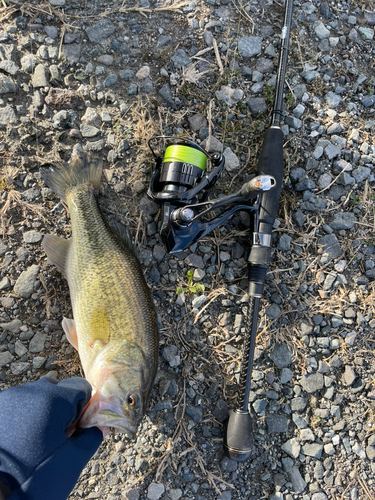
[223,410,254,462]
[256,127,284,233]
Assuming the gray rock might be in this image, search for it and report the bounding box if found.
[81,108,101,127]
[300,372,324,393]
[299,320,313,336]
[29,332,47,353]
[278,234,291,251]
[0,74,16,94]
[253,399,267,414]
[285,116,302,129]
[318,173,332,190]
[288,466,307,493]
[366,445,375,460]
[33,356,46,369]
[327,122,345,135]
[264,303,281,320]
[220,457,237,473]
[139,197,159,215]
[10,362,30,375]
[86,20,116,44]
[119,69,134,81]
[314,21,330,38]
[200,136,223,153]
[0,319,22,333]
[330,212,357,230]
[0,277,10,290]
[303,70,320,82]
[0,240,8,255]
[0,106,17,128]
[212,399,229,422]
[97,54,113,65]
[325,91,341,108]
[352,166,370,183]
[128,84,138,95]
[186,405,203,423]
[147,483,165,500]
[358,27,374,41]
[185,254,204,269]
[269,343,293,368]
[0,60,19,75]
[238,37,262,58]
[343,365,356,386]
[45,25,58,38]
[317,234,342,259]
[80,124,100,138]
[157,35,172,47]
[302,443,323,459]
[153,245,166,262]
[188,113,207,132]
[61,44,81,64]
[191,295,208,309]
[281,438,301,458]
[0,351,14,368]
[365,11,375,25]
[23,230,42,244]
[53,110,76,130]
[215,86,243,106]
[104,74,117,87]
[158,83,175,108]
[280,368,294,384]
[312,494,328,500]
[293,209,306,228]
[325,143,341,160]
[361,95,375,108]
[31,63,49,88]
[167,489,182,500]
[247,97,267,116]
[14,265,40,298]
[223,147,240,172]
[256,57,274,73]
[20,54,40,73]
[171,49,191,68]
[266,414,289,433]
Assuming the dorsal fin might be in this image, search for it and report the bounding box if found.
[42,234,71,275]
[108,221,138,255]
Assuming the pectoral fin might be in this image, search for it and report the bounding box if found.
[43,234,71,275]
[62,317,78,350]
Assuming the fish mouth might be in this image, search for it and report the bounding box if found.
[78,394,137,438]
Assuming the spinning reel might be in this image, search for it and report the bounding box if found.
[147,136,276,254]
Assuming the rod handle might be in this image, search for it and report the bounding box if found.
[223,410,253,462]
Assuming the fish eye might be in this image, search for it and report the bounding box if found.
[127,394,136,406]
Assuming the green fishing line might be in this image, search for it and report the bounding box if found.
[164,145,207,171]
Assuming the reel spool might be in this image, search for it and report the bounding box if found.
[159,142,207,196]
[148,136,222,202]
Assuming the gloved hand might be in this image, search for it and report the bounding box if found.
[0,377,103,500]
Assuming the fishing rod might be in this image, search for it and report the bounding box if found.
[147,0,294,462]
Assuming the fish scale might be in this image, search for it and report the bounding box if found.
[41,152,158,436]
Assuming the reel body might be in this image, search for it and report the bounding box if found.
[147,136,275,253]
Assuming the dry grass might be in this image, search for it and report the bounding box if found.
[0,161,45,220]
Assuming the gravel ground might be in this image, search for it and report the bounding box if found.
[1,0,375,499]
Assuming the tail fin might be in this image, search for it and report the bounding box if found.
[40,152,102,203]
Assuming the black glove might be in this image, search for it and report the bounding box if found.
[0,377,103,500]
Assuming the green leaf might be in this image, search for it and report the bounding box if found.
[176,287,184,295]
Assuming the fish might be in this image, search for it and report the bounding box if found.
[41,151,158,437]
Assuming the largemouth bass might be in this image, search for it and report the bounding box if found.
[41,151,158,437]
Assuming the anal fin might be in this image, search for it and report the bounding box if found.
[43,234,71,275]
[62,317,78,350]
